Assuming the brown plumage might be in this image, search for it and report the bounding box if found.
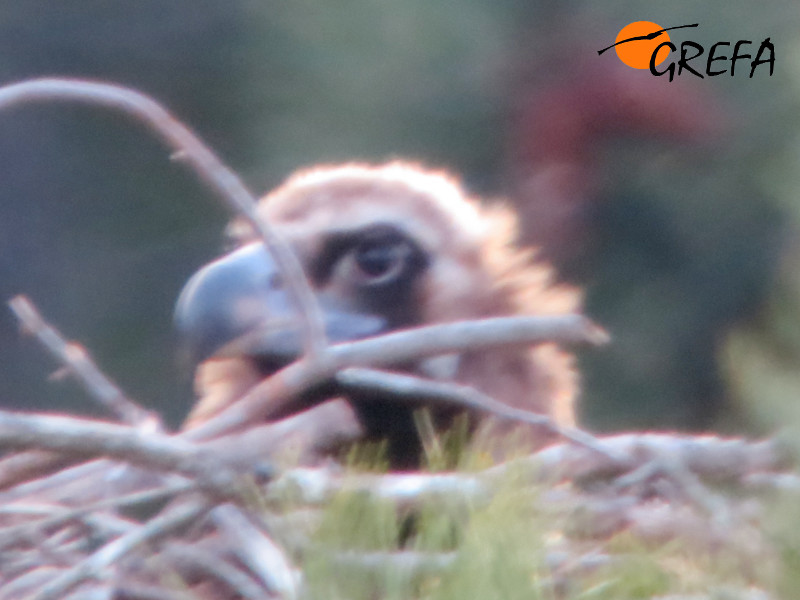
[176,162,580,465]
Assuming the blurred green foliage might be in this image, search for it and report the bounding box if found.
[297,446,787,600]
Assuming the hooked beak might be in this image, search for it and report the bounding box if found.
[175,243,386,371]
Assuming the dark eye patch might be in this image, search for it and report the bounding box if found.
[309,223,427,285]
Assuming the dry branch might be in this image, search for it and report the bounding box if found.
[0,423,791,598]
[0,410,243,499]
[186,313,608,441]
[24,498,209,600]
[162,541,271,600]
[212,504,300,599]
[269,434,787,506]
[336,367,616,458]
[0,482,190,555]
[0,78,326,357]
[0,450,77,496]
[5,295,165,497]
[0,398,363,507]
[9,295,156,428]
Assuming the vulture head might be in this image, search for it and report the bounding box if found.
[175,163,580,466]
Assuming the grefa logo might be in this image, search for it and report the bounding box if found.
[597,21,775,81]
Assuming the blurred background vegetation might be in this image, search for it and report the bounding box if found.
[0,0,798,439]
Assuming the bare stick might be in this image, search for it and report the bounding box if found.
[186,313,608,441]
[28,498,208,600]
[0,399,361,506]
[269,434,787,506]
[329,314,609,367]
[335,367,618,459]
[213,504,300,599]
[5,296,153,496]
[205,399,364,467]
[163,541,270,600]
[0,481,193,555]
[0,400,359,525]
[0,458,121,506]
[9,295,156,427]
[0,77,326,357]
[0,450,78,494]
[523,433,787,484]
[0,410,246,499]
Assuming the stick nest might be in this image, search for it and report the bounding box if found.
[0,79,796,600]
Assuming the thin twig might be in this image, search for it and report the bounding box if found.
[523,433,787,484]
[0,410,246,499]
[0,481,194,554]
[163,541,271,600]
[0,401,360,515]
[329,314,609,366]
[205,398,363,468]
[336,367,618,459]
[0,458,126,506]
[9,295,156,428]
[269,434,787,507]
[28,498,209,600]
[0,449,79,494]
[213,504,300,600]
[0,78,326,357]
[186,313,608,441]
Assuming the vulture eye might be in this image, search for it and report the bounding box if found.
[353,237,411,282]
[315,225,426,292]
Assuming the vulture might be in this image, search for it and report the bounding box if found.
[175,163,580,466]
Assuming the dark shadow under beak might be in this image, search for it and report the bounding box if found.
[175,243,386,370]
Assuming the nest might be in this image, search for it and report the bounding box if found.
[0,79,795,600]
[2,287,793,600]
[0,369,791,599]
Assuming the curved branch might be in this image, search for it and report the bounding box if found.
[0,77,327,357]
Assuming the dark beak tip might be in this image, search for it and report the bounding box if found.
[175,242,390,371]
[174,243,279,366]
